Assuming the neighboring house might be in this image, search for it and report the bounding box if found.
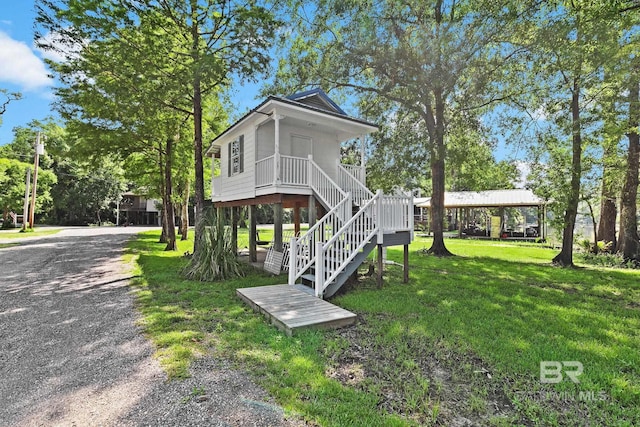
[206,89,414,299]
[118,192,161,225]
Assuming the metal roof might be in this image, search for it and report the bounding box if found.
[416,189,546,208]
[285,88,348,115]
[205,92,377,157]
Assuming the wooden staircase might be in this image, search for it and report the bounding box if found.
[288,161,413,299]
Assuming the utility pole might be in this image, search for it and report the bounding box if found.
[21,167,31,231]
[28,132,45,228]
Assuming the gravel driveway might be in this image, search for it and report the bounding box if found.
[0,227,302,426]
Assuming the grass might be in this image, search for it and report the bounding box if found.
[0,227,61,239]
[126,230,640,426]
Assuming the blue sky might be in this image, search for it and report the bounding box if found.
[0,1,265,147]
[0,2,53,145]
[0,1,518,167]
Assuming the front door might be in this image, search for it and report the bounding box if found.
[291,134,312,159]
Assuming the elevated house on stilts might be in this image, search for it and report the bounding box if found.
[206,89,414,334]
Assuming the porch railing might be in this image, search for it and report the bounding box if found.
[256,155,274,187]
[281,155,309,186]
[380,194,414,233]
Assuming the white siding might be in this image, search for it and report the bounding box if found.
[217,129,256,201]
[211,98,372,204]
[255,120,340,182]
[257,122,275,160]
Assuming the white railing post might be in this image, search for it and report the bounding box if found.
[288,237,297,286]
[315,241,324,297]
[274,114,282,184]
[376,189,384,244]
[409,196,415,239]
[308,154,313,190]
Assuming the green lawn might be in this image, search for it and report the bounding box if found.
[0,227,61,239]
[126,231,640,426]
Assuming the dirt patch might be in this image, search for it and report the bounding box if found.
[323,315,527,426]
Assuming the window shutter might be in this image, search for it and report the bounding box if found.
[227,142,231,177]
[239,135,244,173]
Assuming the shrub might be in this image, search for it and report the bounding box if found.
[182,208,244,281]
[577,252,638,269]
[578,239,613,254]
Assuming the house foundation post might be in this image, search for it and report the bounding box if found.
[274,203,283,252]
[249,205,257,262]
[377,244,383,288]
[293,203,301,236]
[231,206,238,255]
[308,195,316,227]
[216,206,223,229]
[403,244,409,283]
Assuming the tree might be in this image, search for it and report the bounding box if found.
[272,0,531,256]
[0,158,31,222]
[617,59,640,260]
[0,158,56,224]
[1,120,124,225]
[0,89,21,127]
[597,117,624,250]
[515,1,625,266]
[36,0,278,249]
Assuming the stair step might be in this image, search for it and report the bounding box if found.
[301,273,316,283]
[292,284,315,295]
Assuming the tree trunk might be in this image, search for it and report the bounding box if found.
[164,137,177,251]
[586,198,598,254]
[617,67,640,261]
[180,179,190,240]
[553,81,582,267]
[191,4,205,252]
[160,197,169,243]
[597,118,619,250]
[597,192,617,250]
[427,87,453,256]
[158,147,168,243]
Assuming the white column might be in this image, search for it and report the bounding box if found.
[274,113,283,184]
[360,134,366,184]
[211,155,216,198]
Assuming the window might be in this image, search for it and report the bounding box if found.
[228,135,244,176]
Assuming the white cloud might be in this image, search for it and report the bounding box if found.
[532,106,547,121]
[0,31,51,91]
[514,160,531,188]
[34,30,80,63]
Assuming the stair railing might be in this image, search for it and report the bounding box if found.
[288,195,351,286]
[337,162,373,207]
[339,163,365,184]
[315,190,382,297]
[308,156,350,222]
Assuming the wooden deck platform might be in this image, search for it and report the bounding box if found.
[236,284,357,336]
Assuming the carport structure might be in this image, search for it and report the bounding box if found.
[415,189,548,240]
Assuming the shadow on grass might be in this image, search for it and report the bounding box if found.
[128,231,640,425]
[332,247,640,424]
